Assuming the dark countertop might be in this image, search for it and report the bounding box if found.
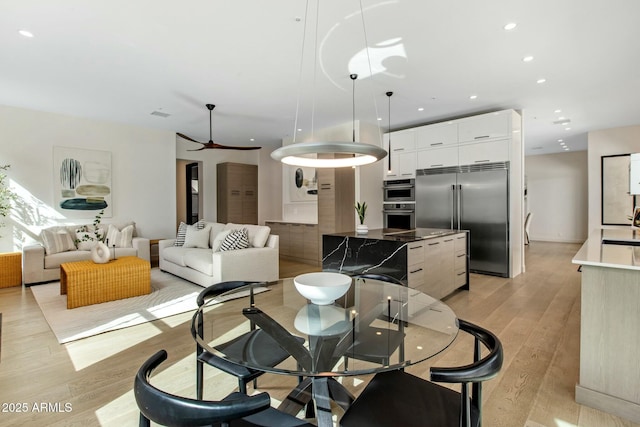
[325,228,462,242]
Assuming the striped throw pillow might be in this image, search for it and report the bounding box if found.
[40,227,76,255]
[219,228,250,252]
[174,220,206,246]
[105,224,134,248]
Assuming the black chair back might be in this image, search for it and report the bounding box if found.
[135,350,271,427]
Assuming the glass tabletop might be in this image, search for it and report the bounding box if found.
[191,276,459,377]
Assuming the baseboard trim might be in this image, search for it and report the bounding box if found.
[576,384,640,423]
[530,237,586,244]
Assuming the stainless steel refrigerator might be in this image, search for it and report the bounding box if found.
[416,163,509,277]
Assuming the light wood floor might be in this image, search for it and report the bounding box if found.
[0,243,638,427]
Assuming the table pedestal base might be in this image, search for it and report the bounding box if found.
[278,377,355,426]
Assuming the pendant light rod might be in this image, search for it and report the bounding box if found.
[386,92,393,172]
[206,104,215,143]
[351,74,358,143]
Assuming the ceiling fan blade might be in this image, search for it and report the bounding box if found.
[176,132,204,144]
[211,143,262,150]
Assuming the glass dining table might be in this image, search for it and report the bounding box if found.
[191,275,459,427]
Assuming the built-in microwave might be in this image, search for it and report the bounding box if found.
[383,178,415,202]
[383,203,416,230]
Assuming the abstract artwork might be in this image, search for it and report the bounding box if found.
[288,165,317,202]
[53,146,112,217]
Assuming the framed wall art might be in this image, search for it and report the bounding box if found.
[53,146,112,217]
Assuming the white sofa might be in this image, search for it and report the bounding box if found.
[159,222,279,287]
[22,222,150,286]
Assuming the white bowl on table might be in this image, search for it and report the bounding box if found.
[293,272,352,305]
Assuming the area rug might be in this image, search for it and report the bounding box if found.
[31,269,268,344]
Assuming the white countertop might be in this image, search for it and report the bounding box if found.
[572,229,640,271]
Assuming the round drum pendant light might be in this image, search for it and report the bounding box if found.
[272,74,387,168]
[270,0,387,169]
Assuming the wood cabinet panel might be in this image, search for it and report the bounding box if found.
[266,221,319,265]
[217,162,258,224]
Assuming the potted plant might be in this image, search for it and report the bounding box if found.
[355,201,368,234]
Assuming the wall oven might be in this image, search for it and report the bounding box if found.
[383,178,415,202]
[383,203,416,230]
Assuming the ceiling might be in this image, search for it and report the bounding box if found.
[2,0,640,156]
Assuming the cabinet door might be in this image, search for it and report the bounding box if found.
[458,139,509,166]
[268,222,290,256]
[417,146,458,169]
[458,112,510,143]
[416,122,457,149]
[422,239,445,299]
[396,152,417,178]
[289,223,304,256]
[388,130,416,152]
[439,237,456,298]
[303,224,319,262]
[407,241,425,288]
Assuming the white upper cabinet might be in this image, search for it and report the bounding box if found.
[384,132,417,179]
[416,122,457,149]
[457,111,510,143]
[458,139,509,165]
[388,129,416,152]
[417,146,458,169]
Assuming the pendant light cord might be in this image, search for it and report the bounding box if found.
[292,0,311,144]
[358,0,383,146]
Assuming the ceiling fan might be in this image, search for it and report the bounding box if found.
[177,104,261,151]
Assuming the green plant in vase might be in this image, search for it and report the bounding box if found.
[355,201,368,233]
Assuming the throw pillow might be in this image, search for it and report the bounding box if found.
[183,225,211,249]
[40,227,76,255]
[106,224,134,248]
[219,228,250,252]
[211,229,232,252]
[174,220,206,246]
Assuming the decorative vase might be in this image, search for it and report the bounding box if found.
[356,224,368,234]
[91,241,110,264]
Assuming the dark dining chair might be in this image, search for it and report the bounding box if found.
[339,319,503,427]
[194,281,304,399]
[343,273,406,369]
[134,349,313,427]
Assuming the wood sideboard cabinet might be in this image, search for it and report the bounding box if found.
[217,162,258,224]
[265,221,319,266]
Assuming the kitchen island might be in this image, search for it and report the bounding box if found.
[572,229,640,423]
[323,228,469,300]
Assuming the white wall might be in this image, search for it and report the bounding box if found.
[0,105,176,252]
[525,151,588,243]
[587,125,640,234]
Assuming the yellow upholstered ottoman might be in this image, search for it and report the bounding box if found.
[60,256,151,309]
[0,252,22,288]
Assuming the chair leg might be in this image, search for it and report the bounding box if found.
[196,361,204,400]
[139,413,150,427]
[239,378,248,394]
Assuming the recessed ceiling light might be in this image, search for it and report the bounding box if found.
[250,138,255,142]
[417,107,424,111]
[565,127,571,131]
[564,147,570,151]
[557,139,563,142]
[558,116,566,120]
[18,29,34,38]
[554,109,562,113]
[536,78,546,84]
[522,56,534,62]
[297,128,302,132]
[469,95,478,100]
[504,23,517,31]
[377,117,382,121]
